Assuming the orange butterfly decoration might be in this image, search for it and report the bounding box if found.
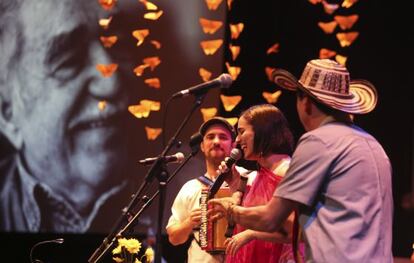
[100,36,118,48]
[99,16,112,30]
[200,40,223,55]
[318,21,338,34]
[230,23,244,39]
[128,104,151,119]
[266,43,280,54]
[140,99,161,111]
[229,44,241,61]
[200,107,218,122]
[322,1,339,15]
[220,95,242,112]
[225,117,238,126]
[143,56,161,71]
[336,32,359,47]
[139,0,158,10]
[132,29,150,46]
[199,68,212,82]
[334,14,359,30]
[262,90,282,104]
[335,55,347,66]
[225,62,241,80]
[319,48,337,59]
[133,64,150,76]
[342,0,358,8]
[227,0,234,10]
[150,40,162,49]
[145,127,162,140]
[308,0,322,4]
[199,18,223,34]
[265,67,276,82]
[96,64,118,77]
[98,0,117,10]
[144,11,163,20]
[144,78,161,89]
[98,101,107,111]
[205,0,223,10]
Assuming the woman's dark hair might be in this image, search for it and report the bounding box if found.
[240,104,294,156]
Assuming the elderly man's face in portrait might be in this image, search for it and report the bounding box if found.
[5,1,132,198]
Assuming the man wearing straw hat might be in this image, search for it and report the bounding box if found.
[210,59,393,262]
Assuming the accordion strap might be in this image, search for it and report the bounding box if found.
[197,175,214,187]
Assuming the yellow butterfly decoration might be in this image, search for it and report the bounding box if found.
[96,64,118,77]
[139,0,158,10]
[230,23,244,39]
[199,18,223,34]
[265,67,275,82]
[334,14,359,30]
[99,16,112,30]
[140,99,161,112]
[262,90,282,104]
[266,43,280,55]
[128,104,151,119]
[229,44,241,61]
[205,0,223,10]
[225,117,238,126]
[133,64,150,77]
[98,101,107,111]
[199,68,212,82]
[200,40,223,55]
[220,95,242,112]
[225,62,241,80]
[200,107,218,122]
[132,29,150,46]
[98,0,117,10]
[336,32,359,47]
[335,55,347,66]
[322,1,339,15]
[342,0,358,8]
[143,56,161,71]
[319,48,337,59]
[317,21,338,34]
[150,40,162,49]
[144,11,163,21]
[100,36,118,48]
[144,78,161,89]
[145,127,162,140]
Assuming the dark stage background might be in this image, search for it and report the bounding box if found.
[1,0,413,262]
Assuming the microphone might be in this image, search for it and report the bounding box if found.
[208,148,243,199]
[30,238,64,263]
[138,152,185,165]
[172,73,233,98]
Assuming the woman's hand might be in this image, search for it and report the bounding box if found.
[224,230,254,256]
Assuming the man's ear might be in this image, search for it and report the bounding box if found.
[0,98,23,150]
[304,96,313,115]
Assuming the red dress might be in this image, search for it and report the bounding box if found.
[226,166,286,263]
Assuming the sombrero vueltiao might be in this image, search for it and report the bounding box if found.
[272,59,378,114]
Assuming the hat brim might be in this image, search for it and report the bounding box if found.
[272,68,378,114]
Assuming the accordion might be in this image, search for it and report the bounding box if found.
[199,187,231,254]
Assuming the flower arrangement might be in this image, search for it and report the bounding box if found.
[112,237,154,263]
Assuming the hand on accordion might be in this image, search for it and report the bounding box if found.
[207,197,236,222]
[188,207,202,228]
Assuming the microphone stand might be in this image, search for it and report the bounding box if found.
[88,93,207,263]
